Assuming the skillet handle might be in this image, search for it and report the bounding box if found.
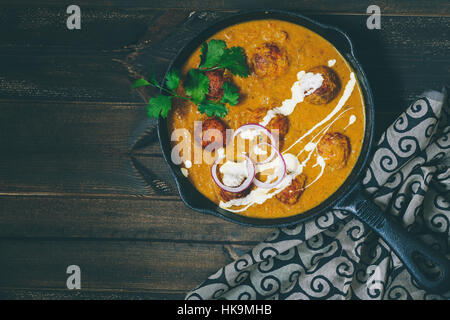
[335,184,450,294]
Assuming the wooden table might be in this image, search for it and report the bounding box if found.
[0,1,448,300]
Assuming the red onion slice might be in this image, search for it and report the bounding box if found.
[232,123,277,164]
[211,154,255,193]
[253,144,286,189]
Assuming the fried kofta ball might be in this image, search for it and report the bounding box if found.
[276,174,307,205]
[252,43,289,78]
[200,118,228,149]
[204,69,225,101]
[317,132,351,169]
[305,66,341,105]
[266,114,290,150]
[267,114,290,138]
[219,187,251,202]
[254,108,289,137]
[253,108,290,149]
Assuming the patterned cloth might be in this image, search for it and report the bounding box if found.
[186,89,450,300]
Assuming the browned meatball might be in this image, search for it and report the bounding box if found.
[317,132,351,169]
[276,174,307,205]
[305,66,341,105]
[200,118,228,149]
[267,114,289,138]
[205,69,225,101]
[254,108,289,137]
[252,43,289,78]
[219,187,251,202]
[267,114,289,150]
[253,108,289,148]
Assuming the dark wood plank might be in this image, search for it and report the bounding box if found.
[2,1,449,16]
[0,101,150,155]
[0,154,173,196]
[0,100,168,196]
[0,239,252,293]
[0,288,185,300]
[0,51,143,102]
[0,196,272,242]
[0,7,162,49]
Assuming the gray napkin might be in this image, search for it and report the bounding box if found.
[186,89,450,300]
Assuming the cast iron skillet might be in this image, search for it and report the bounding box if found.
[157,10,450,294]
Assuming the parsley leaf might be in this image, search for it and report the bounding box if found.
[199,39,227,69]
[198,100,228,118]
[147,94,173,118]
[220,82,239,106]
[132,78,152,89]
[218,47,250,77]
[184,69,209,104]
[165,69,181,91]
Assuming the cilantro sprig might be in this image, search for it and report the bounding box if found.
[132,39,250,119]
[183,69,210,104]
[199,40,251,78]
[221,82,239,106]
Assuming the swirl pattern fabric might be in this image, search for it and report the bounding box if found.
[186,89,450,300]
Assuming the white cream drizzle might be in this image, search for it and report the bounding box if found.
[181,168,189,177]
[219,160,249,187]
[219,72,358,213]
[328,59,336,67]
[184,160,192,169]
[260,71,324,126]
[344,115,357,130]
[303,155,326,189]
[283,153,301,173]
[283,72,357,154]
[253,145,268,155]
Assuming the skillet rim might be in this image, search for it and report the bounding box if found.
[157,9,375,228]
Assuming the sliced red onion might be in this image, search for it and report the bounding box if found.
[232,123,277,164]
[253,144,286,189]
[211,154,255,193]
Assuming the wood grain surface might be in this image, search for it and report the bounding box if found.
[0,0,449,300]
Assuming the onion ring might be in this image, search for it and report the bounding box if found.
[211,154,255,193]
[232,123,277,164]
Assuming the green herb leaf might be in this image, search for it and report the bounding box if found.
[149,65,161,87]
[218,47,250,77]
[198,100,228,118]
[165,69,181,91]
[132,78,152,89]
[132,66,161,89]
[199,39,227,69]
[220,82,239,106]
[184,69,209,104]
[147,94,173,119]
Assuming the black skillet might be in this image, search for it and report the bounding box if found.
[157,10,450,294]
